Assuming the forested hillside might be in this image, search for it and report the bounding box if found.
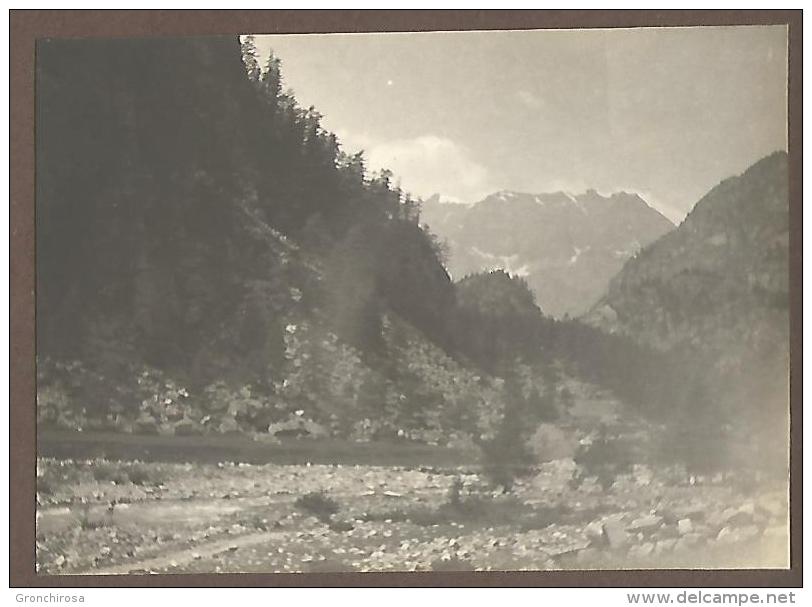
[36,36,469,442]
[37,36,453,371]
[588,152,790,472]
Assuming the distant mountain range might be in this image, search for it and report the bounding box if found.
[421,189,674,317]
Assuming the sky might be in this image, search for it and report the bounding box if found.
[253,26,787,223]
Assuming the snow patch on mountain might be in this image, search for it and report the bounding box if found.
[421,188,674,317]
[469,246,531,277]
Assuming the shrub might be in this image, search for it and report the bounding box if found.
[126,462,163,487]
[91,460,129,485]
[294,491,340,522]
[526,423,578,464]
[447,477,464,508]
[246,514,273,531]
[477,376,534,491]
[572,426,634,491]
[77,502,111,530]
[137,371,195,431]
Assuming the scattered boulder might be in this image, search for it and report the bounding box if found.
[711,506,755,527]
[218,417,240,435]
[527,457,579,497]
[716,525,760,545]
[628,514,663,534]
[632,465,654,487]
[602,519,628,550]
[738,502,756,516]
[672,503,707,522]
[655,508,680,525]
[677,518,693,535]
[585,520,606,545]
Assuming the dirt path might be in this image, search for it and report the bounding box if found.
[38,484,447,535]
[37,495,275,535]
[73,528,295,575]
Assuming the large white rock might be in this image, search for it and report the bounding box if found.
[602,519,629,549]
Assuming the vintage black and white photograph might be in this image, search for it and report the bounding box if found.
[34,24,791,575]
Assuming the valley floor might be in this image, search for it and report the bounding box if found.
[36,434,789,575]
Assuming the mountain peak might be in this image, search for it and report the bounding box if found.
[421,186,675,317]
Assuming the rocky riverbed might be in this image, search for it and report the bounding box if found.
[36,457,789,575]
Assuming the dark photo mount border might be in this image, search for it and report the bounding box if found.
[9,9,802,588]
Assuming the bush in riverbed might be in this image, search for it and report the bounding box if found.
[526,423,578,464]
[571,426,634,491]
[294,491,340,522]
[477,376,534,491]
[125,462,163,486]
[91,460,130,485]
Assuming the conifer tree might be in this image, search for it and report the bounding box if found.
[240,35,261,83]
